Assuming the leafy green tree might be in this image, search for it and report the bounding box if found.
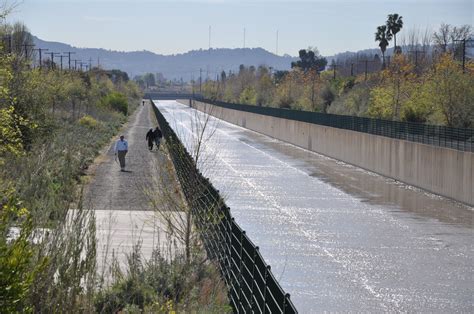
[375,25,392,68]
[142,73,156,88]
[291,48,327,73]
[256,66,273,106]
[106,69,130,83]
[239,87,257,105]
[273,70,288,84]
[429,54,474,127]
[386,13,403,52]
[368,54,415,120]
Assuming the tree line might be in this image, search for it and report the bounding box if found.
[200,15,473,128]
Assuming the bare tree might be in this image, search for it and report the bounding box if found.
[144,101,222,264]
[433,24,473,54]
[433,23,451,53]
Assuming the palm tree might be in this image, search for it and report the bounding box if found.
[375,25,392,68]
[386,14,403,53]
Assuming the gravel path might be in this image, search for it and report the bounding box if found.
[84,101,162,211]
[83,101,181,273]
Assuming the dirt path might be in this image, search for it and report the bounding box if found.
[84,101,162,210]
[83,101,179,273]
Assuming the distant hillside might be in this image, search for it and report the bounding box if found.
[33,36,297,80]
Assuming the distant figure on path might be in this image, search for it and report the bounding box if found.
[142,100,145,106]
[114,135,128,171]
[153,127,163,150]
[145,128,155,151]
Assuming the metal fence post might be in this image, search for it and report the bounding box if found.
[262,265,271,314]
[238,230,245,311]
[283,293,291,313]
[249,246,258,311]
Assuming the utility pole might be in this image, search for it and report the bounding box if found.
[46,52,60,70]
[34,48,48,69]
[453,39,473,73]
[364,60,368,80]
[58,54,65,70]
[408,49,426,70]
[359,59,375,81]
[332,63,338,80]
[350,63,354,76]
[89,57,92,71]
[63,51,76,70]
[243,27,246,49]
[72,59,80,71]
[199,68,202,93]
[21,43,35,60]
[2,35,12,53]
[208,25,211,52]
[276,30,279,55]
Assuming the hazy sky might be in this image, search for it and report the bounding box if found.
[6,0,473,56]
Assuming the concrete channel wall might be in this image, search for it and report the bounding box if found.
[176,99,474,206]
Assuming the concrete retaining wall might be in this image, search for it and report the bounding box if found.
[177,100,474,206]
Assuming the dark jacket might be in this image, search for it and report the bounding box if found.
[153,128,162,139]
[146,129,154,142]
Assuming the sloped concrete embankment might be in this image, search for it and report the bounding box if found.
[178,100,473,206]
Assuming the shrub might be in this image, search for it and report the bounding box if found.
[101,92,129,115]
[78,115,100,129]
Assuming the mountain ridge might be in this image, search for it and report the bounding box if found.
[33,36,298,80]
[34,36,397,80]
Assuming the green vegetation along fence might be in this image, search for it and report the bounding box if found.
[200,98,474,152]
[151,100,298,313]
[144,92,203,100]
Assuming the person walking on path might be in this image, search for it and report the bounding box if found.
[145,128,155,151]
[153,127,163,151]
[114,135,129,171]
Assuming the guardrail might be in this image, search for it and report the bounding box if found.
[198,98,474,152]
[151,99,298,313]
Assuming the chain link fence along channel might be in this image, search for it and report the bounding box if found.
[200,98,474,152]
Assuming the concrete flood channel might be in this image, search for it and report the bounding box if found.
[155,100,473,312]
